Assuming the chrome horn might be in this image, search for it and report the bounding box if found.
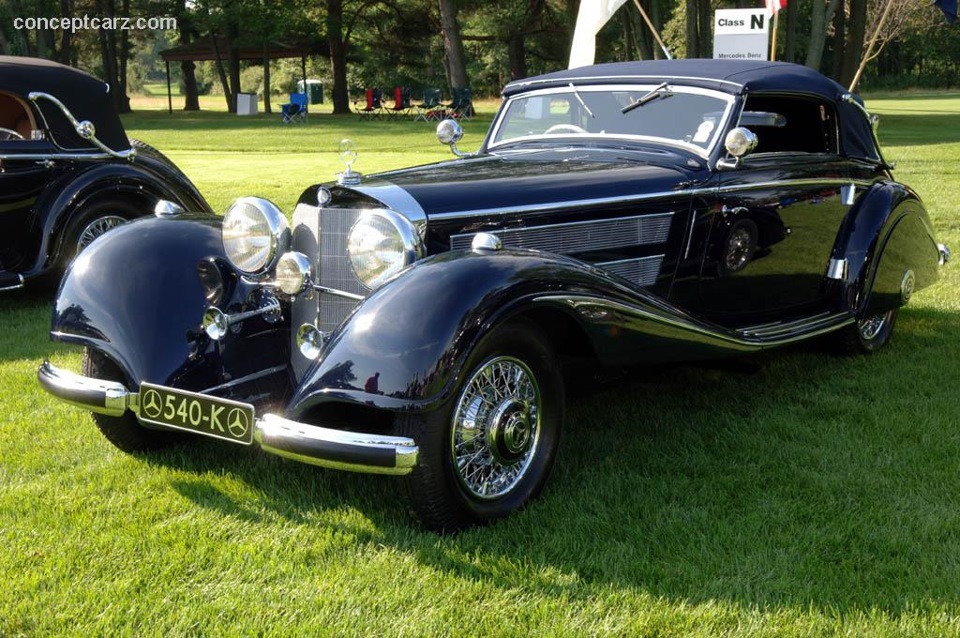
[202,297,281,340]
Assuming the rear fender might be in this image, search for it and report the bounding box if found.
[50,215,290,398]
[832,181,940,316]
[28,161,209,277]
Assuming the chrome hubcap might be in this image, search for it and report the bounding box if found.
[858,311,890,340]
[77,215,126,252]
[451,356,540,500]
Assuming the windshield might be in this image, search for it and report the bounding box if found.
[488,84,734,156]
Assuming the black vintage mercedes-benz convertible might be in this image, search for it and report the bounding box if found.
[39,60,949,531]
[0,56,209,291]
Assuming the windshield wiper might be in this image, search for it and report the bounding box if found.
[621,82,673,114]
[569,82,595,119]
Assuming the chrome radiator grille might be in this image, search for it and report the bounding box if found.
[317,208,365,333]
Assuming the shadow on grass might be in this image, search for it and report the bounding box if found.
[0,284,68,362]
[135,304,959,615]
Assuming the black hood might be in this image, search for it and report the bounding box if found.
[341,146,705,218]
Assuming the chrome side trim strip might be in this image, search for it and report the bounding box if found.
[0,151,122,162]
[534,294,854,348]
[430,178,875,222]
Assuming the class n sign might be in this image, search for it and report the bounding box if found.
[713,9,770,61]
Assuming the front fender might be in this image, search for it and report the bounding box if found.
[50,215,260,392]
[287,250,745,419]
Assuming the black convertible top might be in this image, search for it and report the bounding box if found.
[503,59,880,162]
[0,55,129,152]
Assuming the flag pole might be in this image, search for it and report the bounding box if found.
[631,0,672,59]
[769,11,780,60]
[849,0,895,92]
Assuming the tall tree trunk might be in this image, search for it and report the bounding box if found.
[805,0,842,71]
[210,35,233,113]
[785,0,796,62]
[227,22,241,114]
[327,0,350,114]
[831,1,846,80]
[116,0,130,114]
[181,60,200,110]
[698,0,712,58]
[438,0,469,90]
[840,0,867,87]
[58,0,73,64]
[686,0,700,57]
[507,35,527,79]
[263,46,272,115]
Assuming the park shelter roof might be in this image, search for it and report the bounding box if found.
[159,39,316,63]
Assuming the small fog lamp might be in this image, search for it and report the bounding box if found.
[275,251,313,296]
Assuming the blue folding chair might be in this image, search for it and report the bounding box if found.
[281,92,308,123]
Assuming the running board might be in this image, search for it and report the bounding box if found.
[535,294,854,353]
[737,312,853,341]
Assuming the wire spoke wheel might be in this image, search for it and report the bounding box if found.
[395,320,563,532]
[451,356,541,500]
[77,215,127,252]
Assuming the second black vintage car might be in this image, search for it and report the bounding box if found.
[0,56,209,291]
[40,60,949,531]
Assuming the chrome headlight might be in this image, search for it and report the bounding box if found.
[275,251,313,295]
[222,197,290,275]
[347,209,422,289]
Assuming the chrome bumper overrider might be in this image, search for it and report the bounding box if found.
[37,362,418,476]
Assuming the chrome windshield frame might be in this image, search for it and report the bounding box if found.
[485,83,736,159]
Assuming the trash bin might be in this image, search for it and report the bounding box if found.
[236,92,258,115]
[297,80,324,105]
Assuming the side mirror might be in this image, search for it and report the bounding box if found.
[436,119,469,157]
[717,127,759,171]
[724,127,758,157]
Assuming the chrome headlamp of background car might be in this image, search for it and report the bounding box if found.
[275,251,313,295]
[221,197,290,275]
[347,209,423,289]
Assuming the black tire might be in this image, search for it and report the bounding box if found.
[63,197,141,262]
[81,348,183,453]
[395,320,564,532]
[835,308,899,355]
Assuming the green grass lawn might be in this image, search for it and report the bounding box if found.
[2,95,959,636]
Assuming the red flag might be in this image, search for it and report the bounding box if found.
[765,0,787,15]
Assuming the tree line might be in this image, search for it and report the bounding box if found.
[2,0,958,115]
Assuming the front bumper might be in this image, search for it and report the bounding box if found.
[37,362,419,476]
